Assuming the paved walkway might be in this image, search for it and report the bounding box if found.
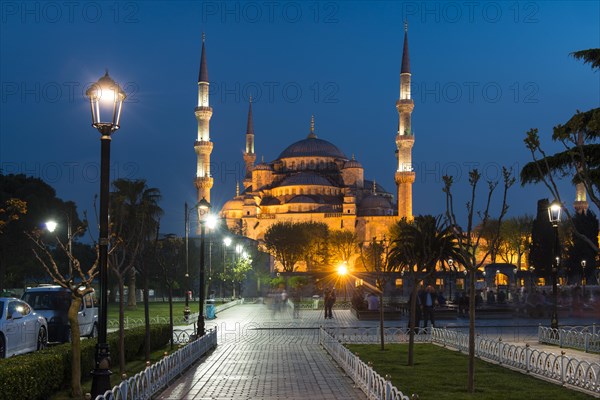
[159,303,599,399]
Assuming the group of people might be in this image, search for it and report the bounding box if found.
[408,285,441,331]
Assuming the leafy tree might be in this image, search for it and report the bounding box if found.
[221,254,253,298]
[498,216,533,268]
[479,216,533,267]
[0,198,27,234]
[263,222,307,272]
[0,174,85,288]
[329,230,358,265]
[155,233,184,349]
[521,49,600,254]
[443,168,513,393]
[300,221,330,271]
[388,215,461,364]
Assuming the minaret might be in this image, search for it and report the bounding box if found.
[394,22,415,219]
[308,115,316,138]
[574,131,589,214]
[243,97,256,189]
[194,33,214,204]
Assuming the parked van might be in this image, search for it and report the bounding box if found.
[22,285,98,343]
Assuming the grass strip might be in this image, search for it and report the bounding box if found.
[346,343,595,400]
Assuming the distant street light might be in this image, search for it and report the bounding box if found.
[548,200,562,330]
[86,70,126,397]
[45,217,73,274]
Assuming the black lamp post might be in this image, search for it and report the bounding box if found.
[184,202,191,321]
[548,200,562,330]
[581,259,587,296]
[448,258,454,301]
[86,71,126,397]
[196,197,211,337]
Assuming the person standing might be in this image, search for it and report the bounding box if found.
[324,287,336,319]
[420,285,437,329]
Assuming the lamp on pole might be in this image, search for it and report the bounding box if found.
[183,202,192,321]
[46,213,73,275]
[196,197,211,337]
[581,259,587,296]
[548,200,562,330]
[86,71,126,397]
[448,258,454,301]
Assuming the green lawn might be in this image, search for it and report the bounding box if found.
[346,344,595,400]
[107,301,197,321]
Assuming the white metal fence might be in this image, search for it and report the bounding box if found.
[319,328,413,400]
[323,327,600,396]
[94,327,217,400]
[538,325,600,353]
[432,328,599,395]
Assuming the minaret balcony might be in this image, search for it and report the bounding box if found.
[195,106,213,119]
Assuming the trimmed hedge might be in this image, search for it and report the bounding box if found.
[0,324,171,400]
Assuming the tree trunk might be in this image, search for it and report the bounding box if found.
[118,278,126,375]
[468,268,476,393]
[168,284,173,350]
[407,285,418,366]
[68,296,83,398]
[143,273,150,362]
[127,268,137,309]
[379,292,385,351]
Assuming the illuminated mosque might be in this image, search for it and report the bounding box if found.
[192,28,416,266]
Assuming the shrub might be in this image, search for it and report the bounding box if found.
[0,324,171,400]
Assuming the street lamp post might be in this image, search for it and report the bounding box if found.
[581,259,587,296]
[183,202,191,321]
[196,197,211,337]
[86,71,126,397]
[448,258,454,302]
[548,200,562,330]
[46,213,73,274]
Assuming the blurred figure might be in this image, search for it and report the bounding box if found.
[324,287,336,319]
[367,292,379,310]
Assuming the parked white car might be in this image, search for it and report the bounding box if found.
[0,297,48,358]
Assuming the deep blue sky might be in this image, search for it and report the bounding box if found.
[1,1,599,236]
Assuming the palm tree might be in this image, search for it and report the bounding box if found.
[109,178,162,371]
[388,215,461,366]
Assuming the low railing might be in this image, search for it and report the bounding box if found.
[431,328,600,395]
[319,328,413,400]
[95,327,218,400]
[326,326,432,344]
[539,325,600,353]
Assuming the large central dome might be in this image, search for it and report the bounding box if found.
[278,136,348,159]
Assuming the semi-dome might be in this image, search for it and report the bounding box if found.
[279,172,334,187]
[359,195,392,210]
[278,137,348,159]
[343,159,362,169]
[254,162,272,171]
[221,198,243,212]
[288,195,318,204]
